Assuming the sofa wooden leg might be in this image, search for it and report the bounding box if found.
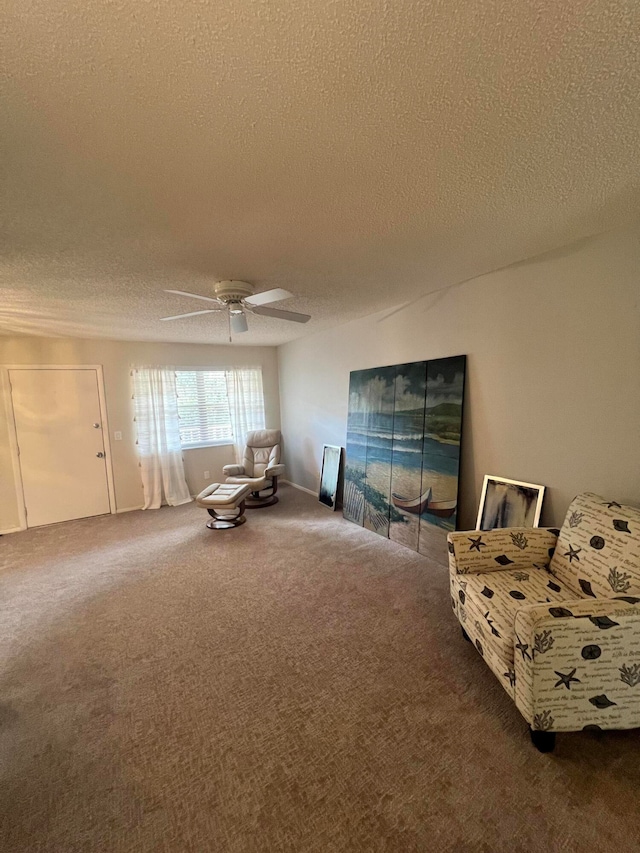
[461,627,472,642]
[530,729,556,753]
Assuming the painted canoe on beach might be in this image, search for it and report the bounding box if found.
[391,487,432,514]
[423,498,457,519]
[391,489,457,519]
[343,354,466,557]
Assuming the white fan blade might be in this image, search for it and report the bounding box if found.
[250,305,311,323]
[164,289,220,304]
[245,288,294,306]
[160,309,220,321]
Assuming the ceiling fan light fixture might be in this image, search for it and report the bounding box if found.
[230,310,248,333]
[162,281,311,334]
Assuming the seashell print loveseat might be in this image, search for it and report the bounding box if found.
[448,492,640,752]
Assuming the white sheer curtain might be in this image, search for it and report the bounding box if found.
[132,368,192,509]
[225,367,266,462]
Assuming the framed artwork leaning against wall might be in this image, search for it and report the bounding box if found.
[319,445,342,510]
[476,474,545,530]
[343,354,466,556]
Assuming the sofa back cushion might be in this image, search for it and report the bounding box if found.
[549,492,640,599]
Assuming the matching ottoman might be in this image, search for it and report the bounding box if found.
[195,483,252,529]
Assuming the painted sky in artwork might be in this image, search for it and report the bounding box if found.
[349,361,464,414]
[425,361,465,410]
[349,366,427,414]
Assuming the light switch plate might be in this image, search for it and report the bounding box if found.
[114,431,123,441]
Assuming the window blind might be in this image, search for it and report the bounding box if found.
[175,370,233,446]
[174,367,265,449]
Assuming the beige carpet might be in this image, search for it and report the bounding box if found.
[1,485,639,852]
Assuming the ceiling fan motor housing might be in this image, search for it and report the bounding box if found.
[214,280,254,303]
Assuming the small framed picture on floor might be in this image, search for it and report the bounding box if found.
[476,475,545,530]
[319,445,342,510]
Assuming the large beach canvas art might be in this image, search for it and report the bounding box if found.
[343,355,466,555]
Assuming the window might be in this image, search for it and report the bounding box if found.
[175,370,232,447]
[175,368,265,448]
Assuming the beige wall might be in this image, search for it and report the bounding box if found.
[0,337,280,531]
[278,225,640,533]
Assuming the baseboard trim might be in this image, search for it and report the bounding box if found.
[116,505,144,514]
[281,479,318,497]
[0,525,26,535]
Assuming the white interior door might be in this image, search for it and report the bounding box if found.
[9,368,112,527]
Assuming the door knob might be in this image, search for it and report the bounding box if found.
[96,452,105,458]
[93,423,101,429]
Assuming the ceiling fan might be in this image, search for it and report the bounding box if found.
[161,280,311,336]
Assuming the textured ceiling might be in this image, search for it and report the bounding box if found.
[2,0,640,345]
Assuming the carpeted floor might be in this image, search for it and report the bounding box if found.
[1,485,639,852]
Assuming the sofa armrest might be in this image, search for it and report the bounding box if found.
[265,463,285,478]
[447,528,558,575]
[513,596,640,732]
[223,464,245,477]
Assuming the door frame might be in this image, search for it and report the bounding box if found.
[1,365,117,532]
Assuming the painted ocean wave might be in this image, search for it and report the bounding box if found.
[346,429,425,443]
[347,436,423,454]
[347,440,461,477]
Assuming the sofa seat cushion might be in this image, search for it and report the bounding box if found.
[451,567,576,669]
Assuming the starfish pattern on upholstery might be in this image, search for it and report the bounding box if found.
[565,545,581,563]
[554,668,581,690]
[515,636,532,661]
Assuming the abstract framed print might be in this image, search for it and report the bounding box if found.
[319,444,342,510]
[476,475,545,530]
